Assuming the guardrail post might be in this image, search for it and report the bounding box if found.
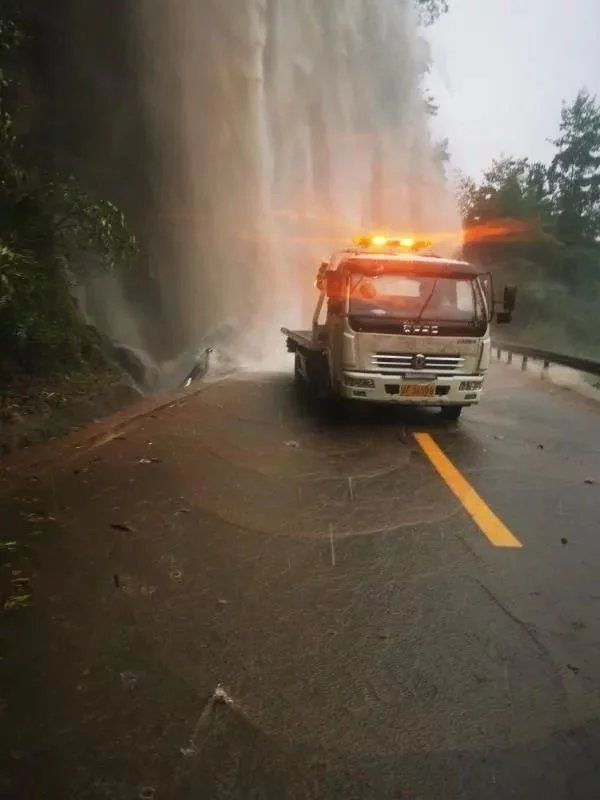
[542,359,550,380]
[492,343,600,379]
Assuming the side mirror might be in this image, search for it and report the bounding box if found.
[503,285,517,313]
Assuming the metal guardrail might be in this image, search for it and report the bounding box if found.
[493,341,600,377]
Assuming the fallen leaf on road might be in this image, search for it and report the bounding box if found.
[566,663,580,675]
[537,443,544,450]
[23,512,55,523]
[3,594,30,611]
[110,523,134,533]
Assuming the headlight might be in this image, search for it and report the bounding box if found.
[345,375,375,389]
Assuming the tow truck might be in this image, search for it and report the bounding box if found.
[282,235,516,419]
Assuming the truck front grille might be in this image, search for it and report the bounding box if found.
[371,353,464,374]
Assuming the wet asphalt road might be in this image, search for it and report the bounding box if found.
[1,361,600,799]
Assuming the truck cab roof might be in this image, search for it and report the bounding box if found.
[329,250,481,278]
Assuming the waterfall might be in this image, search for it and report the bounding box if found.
[125,1,460,377]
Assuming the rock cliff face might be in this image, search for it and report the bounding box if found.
[24,1,459,372]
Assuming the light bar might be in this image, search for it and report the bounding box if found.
[353,235,432,251]
[371,235,389,247]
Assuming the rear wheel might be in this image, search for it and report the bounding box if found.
[440,405,463,420]
[294,352,304,384]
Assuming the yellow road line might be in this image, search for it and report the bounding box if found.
[414,433,523,549]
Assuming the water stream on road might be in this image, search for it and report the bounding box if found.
[87,2,461,388]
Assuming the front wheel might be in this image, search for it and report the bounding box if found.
[440,405,463,420]
[294,352,304,385]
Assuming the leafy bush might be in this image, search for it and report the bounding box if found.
[0,3,137,375]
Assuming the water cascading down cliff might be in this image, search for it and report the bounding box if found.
[127,0,460,381]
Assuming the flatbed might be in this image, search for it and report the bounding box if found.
[281,327,326,352]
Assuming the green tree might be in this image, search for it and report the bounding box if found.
[457,95,600,359]
[549,89,600,244]
[461,156,552,226]
[0,5,136,372]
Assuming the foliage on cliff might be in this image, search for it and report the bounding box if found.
[0,4,136,375]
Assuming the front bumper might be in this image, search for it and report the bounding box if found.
[340,371,485,405]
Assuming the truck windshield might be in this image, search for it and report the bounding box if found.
[349,273,485,322]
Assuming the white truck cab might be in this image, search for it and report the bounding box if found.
[283,236,516,419]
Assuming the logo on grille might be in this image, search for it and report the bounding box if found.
[413,353,426,370]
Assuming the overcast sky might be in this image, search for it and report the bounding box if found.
[426,0,600,179]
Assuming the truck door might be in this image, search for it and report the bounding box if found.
[325,272,348,390]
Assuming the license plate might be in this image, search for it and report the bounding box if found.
[400,383,434,397]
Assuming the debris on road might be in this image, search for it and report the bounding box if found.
[584,478,595,485]
[3,594,30,611]
[284,440,300,448]
[561,537,568,545]
[138,457,161,465]
[180,684,236,757]
[113,574,120,588]
[566,664,580,675]
[110,522,134,533]
[537,443,544,450]
[120,671,140,690]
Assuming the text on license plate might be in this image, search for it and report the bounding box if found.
[400,383,434,397]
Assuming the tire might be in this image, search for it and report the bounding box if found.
[441,405,463,420]
[294,352,303,384]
